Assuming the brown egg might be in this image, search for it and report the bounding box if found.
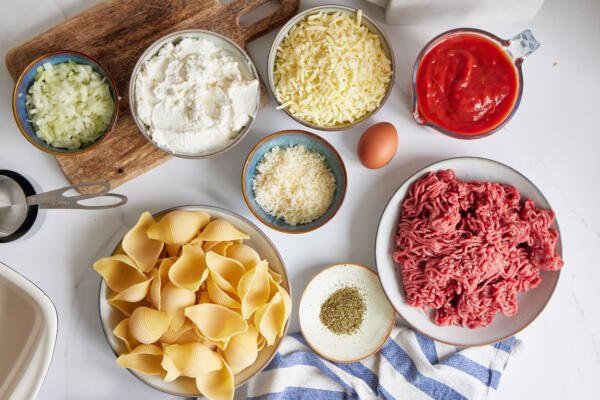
[357,122,398,169]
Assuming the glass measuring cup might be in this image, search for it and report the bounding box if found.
[411,28,540,139]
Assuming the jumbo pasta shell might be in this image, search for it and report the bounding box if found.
[109,298,149,316]
[207,277,241,309]
[161,283,196,331]
[161,283,196,311]
[226,244,261,270]
[254,292,287,346]
[122,212,164,272]
[161,342,221,381]
[174,377,201,396]
[129,306,171,344]
[159,319,194,345]
[160,258,176,279]
[149,258,174,309]
[110,270,154,303]
[175,326,205,345]
[224,326,259,374]
[238,260,270,319]
[113,318,140,352]
[205,251,245,294]
[193,325,230,350]
[116,344,163,375]
[94,254,147,292]
[184,303,247,344]
[197,219,249,242]
[147,211,210,245]
[168,244,208,291]
[204,241,233,256]
[195,356,234,400]
[280,294,292,337]
[271,279,292,337]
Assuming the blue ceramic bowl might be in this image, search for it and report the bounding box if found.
[242,130,347,233]
[12,51,119,155]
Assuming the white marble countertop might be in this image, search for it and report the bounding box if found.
[1,0,598,399]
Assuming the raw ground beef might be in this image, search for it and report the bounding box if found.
[393,169,563,328]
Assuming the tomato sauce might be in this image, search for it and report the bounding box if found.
[416,33,519,136]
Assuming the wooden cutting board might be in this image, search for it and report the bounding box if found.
[5,0,299,191]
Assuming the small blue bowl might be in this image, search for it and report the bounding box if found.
[12,50,119,155]
[242,130,347,234]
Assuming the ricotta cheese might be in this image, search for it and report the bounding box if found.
[135,37,259,155]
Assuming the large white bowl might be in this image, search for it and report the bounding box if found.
[0,262,57,400]
[375,157,562,346]
[99,205,290,397]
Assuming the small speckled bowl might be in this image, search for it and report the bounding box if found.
[242,130,347,234]
[12,51,119,156]
[299,263,396,362]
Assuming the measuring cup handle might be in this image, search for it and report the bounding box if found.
[62,193,129,210]
[507,29,540,64]
[27,181,128,210]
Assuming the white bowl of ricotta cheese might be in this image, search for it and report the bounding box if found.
[130,29,260,158]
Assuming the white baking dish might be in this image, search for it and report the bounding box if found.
[0,262,57,399]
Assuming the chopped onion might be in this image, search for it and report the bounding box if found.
[26,61,115,149]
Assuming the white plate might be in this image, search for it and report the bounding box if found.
[99,205,290,397]
[299,264,395,362]
[375,157,562,346]
[0,262,57,400]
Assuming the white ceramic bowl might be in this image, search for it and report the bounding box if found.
[0,262,57,400]
[299,263,395,362]
[98,205,290,397]
[375,157,562,346]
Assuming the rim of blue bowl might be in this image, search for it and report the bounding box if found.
[11,50,119,156]
[241,129,347,234]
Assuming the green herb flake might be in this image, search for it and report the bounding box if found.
[319,286,366,335]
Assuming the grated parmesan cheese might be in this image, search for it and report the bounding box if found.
[274,10,392,127]
[252,145,336,226]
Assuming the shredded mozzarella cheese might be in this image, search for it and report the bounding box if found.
[274,10,392,127]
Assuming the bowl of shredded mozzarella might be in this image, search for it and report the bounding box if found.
[12,50,118,155]
[268,5,395,130]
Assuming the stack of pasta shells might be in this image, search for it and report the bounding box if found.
[94,210,291,400]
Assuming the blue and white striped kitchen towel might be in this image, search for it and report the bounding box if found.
[247,326,520,400]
